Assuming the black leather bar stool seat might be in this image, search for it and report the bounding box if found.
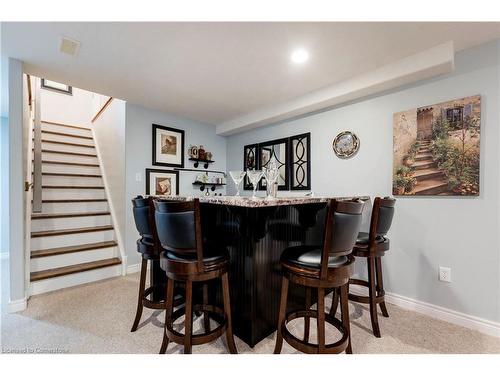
[281,245,350,271]
[274,199,364,355]
[155,198,237,354]
[342,197,396,338]
[130,196,174,332]
[160,248,229,275]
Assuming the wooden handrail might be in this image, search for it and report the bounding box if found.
[91,97,113,123]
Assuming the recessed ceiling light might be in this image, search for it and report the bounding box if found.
[291,49,309,64]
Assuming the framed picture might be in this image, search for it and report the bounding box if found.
[41,79,72,95]
[145,169,179,196]
[152,124,185,168]
[393,95,480,196]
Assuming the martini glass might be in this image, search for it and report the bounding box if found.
[229,170,246,196]
[247,169,264,199]
[263,165,280,200]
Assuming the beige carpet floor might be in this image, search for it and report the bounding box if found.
[2,272,500,354]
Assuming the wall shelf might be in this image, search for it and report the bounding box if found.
[193,181,226,192]
[174,167,226,176]
[189,157,215,169]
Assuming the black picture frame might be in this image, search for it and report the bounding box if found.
[289,132,311,190]
[152,124,185,168]
[257,137,290,191]
[145,168,180,196]
[243,143,259,190]
[41,79,73,95]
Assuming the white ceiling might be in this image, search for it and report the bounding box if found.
[2,22,499,126]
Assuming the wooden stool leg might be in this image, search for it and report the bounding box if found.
[317,287,326,353]
[159,277,174,354]
[304,287,311,343]
[131,258,147,332]
[329,287,340,317]
[203,283,211,333]
[340,284,352,354]
[222,273,238,354]
[183,281,193,354]
[375,257,389,318]
[273,276,289,354]
[367,257,381,338]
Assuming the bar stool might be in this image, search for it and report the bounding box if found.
[334,197,395,338]
[130,196,168,332]
[154,198,238,354]
[273,199,364,354]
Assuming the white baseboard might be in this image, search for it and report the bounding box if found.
[127,262,141,274]
[7,297,27,313]
[349,284,500,338]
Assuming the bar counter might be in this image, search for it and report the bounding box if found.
[151,195,370,347]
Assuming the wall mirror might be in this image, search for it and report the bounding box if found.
[258,138,289,190]
[243,144,258,189]
[290,133,311,190]
[243,133,310,191]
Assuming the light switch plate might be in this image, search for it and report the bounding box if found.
[135,172,142,182]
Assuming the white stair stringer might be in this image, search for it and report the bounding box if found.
[29,120,123,296]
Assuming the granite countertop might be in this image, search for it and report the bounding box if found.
[151,195,370,208]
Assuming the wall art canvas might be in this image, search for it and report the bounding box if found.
[393,95,480,196]
[152,124,185,168]
[146,169,179,196]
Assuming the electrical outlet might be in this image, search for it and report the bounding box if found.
[439,266,451,282]
[135,172,142,182]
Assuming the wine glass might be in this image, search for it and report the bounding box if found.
[263,165,280,200]
[247,170,264,199]
[229,171,246,197]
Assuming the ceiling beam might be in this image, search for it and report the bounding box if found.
[216,41,455,136]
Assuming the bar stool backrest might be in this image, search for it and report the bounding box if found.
[154,199,203,258]
[132,196,153,245]
[375,197,396,237]
[321,199,364,278]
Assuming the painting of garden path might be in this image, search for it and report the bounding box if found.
[393,95,480,196]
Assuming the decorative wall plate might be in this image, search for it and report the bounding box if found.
[332,131,360,159]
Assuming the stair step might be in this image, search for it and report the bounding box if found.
[30,257,121,282]
[32,211,110,220]
[415,153,433,161]
[31,240,117,258]
[31,225,114,238]
[41,120,91,131]
[413,180,449,195]
[37,198,107,203]
[41,160,100,167]
[40,130,93,140]
[39,172,102,178]
[37,149,97,157]
[413,160,436,170]
[39,139,95,148]
[42,185,105,189]
[413,169,444,181]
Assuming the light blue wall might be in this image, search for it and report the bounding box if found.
[226,40,500,323]
[124,103,227,266]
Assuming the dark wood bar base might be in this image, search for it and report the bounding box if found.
[201,203,328,347]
